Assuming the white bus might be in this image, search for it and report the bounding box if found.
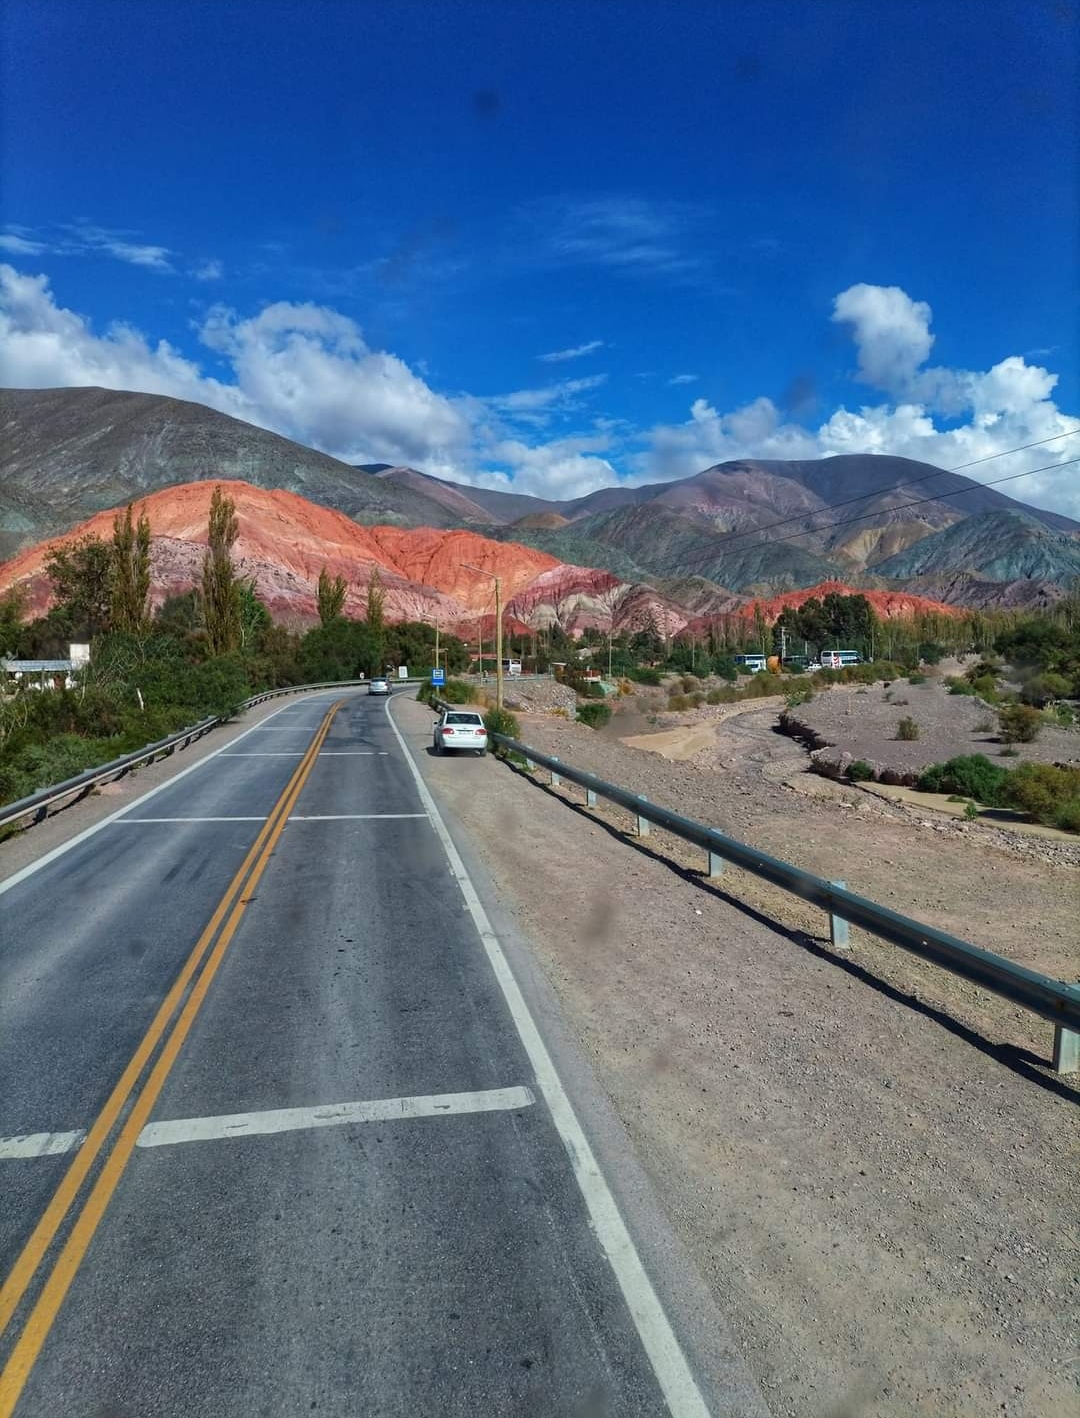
[501,658,522,676]
[733,653,767,673]
[821,650,862,668]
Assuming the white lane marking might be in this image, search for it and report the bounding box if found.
[287,813,428,821]
[217,752,305,757]
[385,699,713,1418]
[137,1087,535,1148]
[113,817,268,824]
[0,695,342,900]
[0,1129,86,1159]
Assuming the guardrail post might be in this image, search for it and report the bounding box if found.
[525,757,535,771]
[550,758,561,787]
[708,841,725,879]
[636,795,650,837]
[586,787,598,807]
[1053,1024,1079,1074]
[829,881,850,948]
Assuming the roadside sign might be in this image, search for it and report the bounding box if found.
[431,667,445,686]
[398,666,408,679]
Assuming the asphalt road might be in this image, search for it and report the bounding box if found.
[0,690,736,1417]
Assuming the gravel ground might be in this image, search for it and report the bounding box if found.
[781,677,1080,783]
[399,690,1079,1418]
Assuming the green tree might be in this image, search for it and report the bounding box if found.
[363,567,387,675]
[109,502,152,635]
[238,580,271,653]
[317,566,348,626]
[201,487,241,655]
[0,587,26,657]
[44,535,113,640]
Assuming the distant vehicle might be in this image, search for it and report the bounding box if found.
[433,709,488,756]
[733,653,767,673]
[821,650,862,668]
[501,658,523,676]
[368,676,390,696]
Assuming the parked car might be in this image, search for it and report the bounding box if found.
[433,709,488,756]
[368,676,390,696]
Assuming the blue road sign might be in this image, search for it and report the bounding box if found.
[431,667,445,686]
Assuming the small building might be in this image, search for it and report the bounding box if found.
[2,643,90,691]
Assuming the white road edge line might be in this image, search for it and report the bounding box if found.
[384,698,712,1418]
[137,1087,535,1148]
[0,1129,87,1159]
[0,694,341,899]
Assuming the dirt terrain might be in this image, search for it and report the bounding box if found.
[780,675,1080,782]
[399,689,1079,1418]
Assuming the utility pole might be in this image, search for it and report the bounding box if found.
[461,564,504,710]
[607,630,613,680]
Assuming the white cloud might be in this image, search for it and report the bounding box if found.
[66,226,174,271]
[641,284,1079,517]
[193,259,224,281]
[2,267,1076,519]
[832,283,935,394]
[667,373,698,386]
[489,373,607,415]
[538,339,604,363]
[531,196,706,279]
[0,266,469,468]
[0,232,46,256]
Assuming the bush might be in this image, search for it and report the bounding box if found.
[577,701,612,730]
[917,754,1008,805]
[998,703,1041,743]
[440,678,478,705]
[999,762,1080,831]
[785,687,813,708]
[847,759,875,782]
[483,705,520,749]
[667,693,690,711]
[706,686,736,705]
[627,667,662,686]
[946,677,976,696]
[907,673,927,685]
[963,800,980,821]
[896,716,920,741]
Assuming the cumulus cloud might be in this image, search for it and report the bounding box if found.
[470,433,618,500]
[642,283,1079,517]
[0,266,469,468]
[538,339,604,363]
[193,258,224,281]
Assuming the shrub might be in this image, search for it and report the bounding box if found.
[946,678,976,696]
[483,705,520,749]
[706,686,736,704]
[974,717,994,733]
[907,673,927,685]
[680,675,701,694]
[627,667,662,686]
[847,759,875,782]
[998,703,1041,743]
[1055,799,1080,834]
[917,754,1008,805]
[896,716,920,741]
[577,701,612,730]
[713,656,738,682]
[963,800,980,821]
[667,693,690,711]
[440,678,478,705]
[785,687,813,708]
[969,674,1000,702]
[999,762,1080,830]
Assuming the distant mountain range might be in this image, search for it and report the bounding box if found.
[3,385,1078,608]
[0,480,961,638]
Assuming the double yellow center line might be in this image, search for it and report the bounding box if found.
[0,700,342,1415]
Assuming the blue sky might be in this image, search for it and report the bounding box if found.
[2,0,1078,513]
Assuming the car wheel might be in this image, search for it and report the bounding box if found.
[478,747,487,756]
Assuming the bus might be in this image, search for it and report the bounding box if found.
[733,653,767,673]
[821,650,862,668]
[501,658,522,676]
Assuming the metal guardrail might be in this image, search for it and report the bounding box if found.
[0,679,375,833]
[431,702,1078,1074]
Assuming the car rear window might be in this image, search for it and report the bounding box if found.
[446,713,483,725]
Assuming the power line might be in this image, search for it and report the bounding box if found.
[703,425,1080,553]
[744,454,1080,553]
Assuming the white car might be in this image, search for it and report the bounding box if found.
[368,677,390,696]
[433,709,488,756]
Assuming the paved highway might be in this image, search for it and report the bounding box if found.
[0,690,746,1417]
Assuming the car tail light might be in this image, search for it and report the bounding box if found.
[478,728,487,735]
[443,727,454,734]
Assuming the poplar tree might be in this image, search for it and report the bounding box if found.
[317,566,347,625]
[201,487,241,654]
[109,503,152,634]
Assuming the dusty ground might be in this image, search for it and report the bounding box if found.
[399,690,1079,1418]
[782,676,1080,782]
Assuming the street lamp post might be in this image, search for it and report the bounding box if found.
[461,564,503,709]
